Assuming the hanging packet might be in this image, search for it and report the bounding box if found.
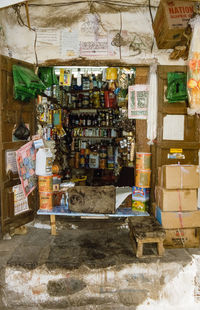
[166,72,188,103]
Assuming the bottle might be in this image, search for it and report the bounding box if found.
[87,114,92,126]
[82,114,86,126]
[60,193,66,206]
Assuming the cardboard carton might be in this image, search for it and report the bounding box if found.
[132,186,150,201]
[158,165,199,189]
[153,0,194,49]
[164,228,200,248]
[156,206,200,229]
[155,186,197,212]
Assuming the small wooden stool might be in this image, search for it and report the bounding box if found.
[128,216,166,258]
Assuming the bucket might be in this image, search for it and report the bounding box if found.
[39,191,53,210]
[35,148,53,176]
[136,152,151,170]
[106,67,118,80]
[38,175,53,192]
[135,169,151,188]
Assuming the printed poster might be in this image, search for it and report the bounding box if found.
[79,14,108,57]
[13,184,29,215]
[128,85,149,119]
[16,141,37,197]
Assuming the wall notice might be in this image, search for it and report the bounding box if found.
[37,28,60,46]
[5,150,18,174]
[13,184,29,215]
[163,115,184,140]
[60,29,79,57]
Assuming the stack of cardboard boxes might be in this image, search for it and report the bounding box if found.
[155,165,200,248]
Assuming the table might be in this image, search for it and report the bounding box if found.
[37,207,149,235]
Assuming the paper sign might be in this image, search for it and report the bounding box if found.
[5,150,18,174]
[163,115,184,140]
[13,184,29,215]
[128,84,149,119]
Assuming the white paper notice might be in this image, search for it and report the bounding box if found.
[37,28,60,46]
[61,29,79,57]
[5,150,18,174]
[13,184,29,215]
[163,115,184,140]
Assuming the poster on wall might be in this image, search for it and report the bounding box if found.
[5,150,18,174]
[16,141,37,197]
[79,14,108,57]
[13,184,29,215]
[60,28,79,57]
[128,85,149,119]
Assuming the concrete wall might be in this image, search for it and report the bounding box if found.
[3,256,200,309]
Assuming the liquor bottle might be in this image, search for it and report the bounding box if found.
[82,114,86,126]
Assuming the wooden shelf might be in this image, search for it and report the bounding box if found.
[72,136,113,139]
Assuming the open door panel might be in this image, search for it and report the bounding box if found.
[0,55,37,235]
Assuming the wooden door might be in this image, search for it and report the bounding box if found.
[0,55,37,235]
[151,65,200,203]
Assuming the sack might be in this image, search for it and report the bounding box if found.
[166,72,188,103]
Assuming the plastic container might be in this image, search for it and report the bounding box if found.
[38,175,53,192]
[135,169,151,188]
[106,67,118,80]
[39,191,53,210]
[35,148,53,176]
[89,152,99,168]
[136,152,151,170]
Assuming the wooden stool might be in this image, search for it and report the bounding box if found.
[128,216,166,258]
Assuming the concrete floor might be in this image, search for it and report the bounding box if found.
[0,216,200,309]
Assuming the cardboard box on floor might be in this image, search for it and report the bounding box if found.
[158,165,199,189]
[153,0,194,49]
[156,206,200,229]
[155,186,197,212]
[164,228,200,248]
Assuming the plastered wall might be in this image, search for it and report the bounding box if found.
[0,0,186,66]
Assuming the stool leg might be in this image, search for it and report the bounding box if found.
[157,241,164,256]
[136,241,143,258]
[50,214,56,236]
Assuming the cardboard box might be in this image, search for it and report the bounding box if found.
[155,186,197,212]
[132,186,150,201]
[132,200,149,212]
[153,0,194,49]
[158,165,199,189]
[164,228,200,248]
[156,206,200,229]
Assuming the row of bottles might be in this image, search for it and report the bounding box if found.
[69,142,116,170]
[45,86,116,109]
[66,110,118,128]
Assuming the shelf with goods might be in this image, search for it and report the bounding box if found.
[36,66,136,186]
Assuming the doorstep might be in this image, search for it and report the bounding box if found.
[0,220,200,309]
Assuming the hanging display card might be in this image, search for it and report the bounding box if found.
[16,141,37,197]
[128,85,149,119]
[13,184,29,215]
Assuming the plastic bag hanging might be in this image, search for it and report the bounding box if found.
[147,64,158,145]
[187,15,200,115]
[166,72,188,103]
[13,116,30,140]
[13,65,46,102]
